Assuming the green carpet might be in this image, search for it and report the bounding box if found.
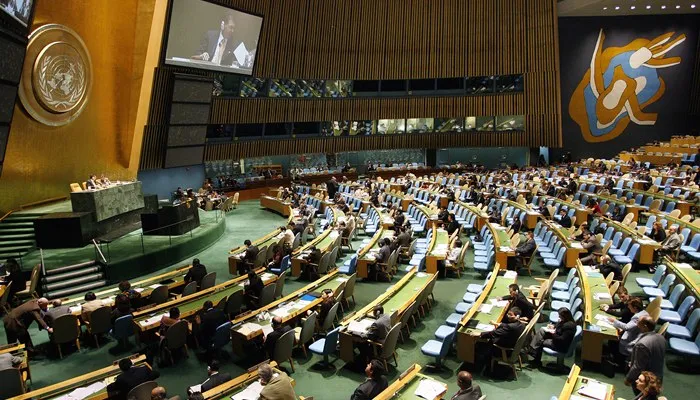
[2,200,698,400]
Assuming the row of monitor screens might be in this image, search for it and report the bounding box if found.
[205,116,526,140]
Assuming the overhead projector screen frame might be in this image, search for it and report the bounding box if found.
[161,0,264,76]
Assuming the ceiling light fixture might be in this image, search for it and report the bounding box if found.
[676,5,681,9]
[631,6,636,9]
[603,6,608,10]
[646,5,651,9]
[615,6,620,10]
[661,5,666,9]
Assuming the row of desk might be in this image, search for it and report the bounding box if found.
[339,268,436,363]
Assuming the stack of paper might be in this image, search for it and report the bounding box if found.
[593,292,611,300]
[500,246,513,252]
[490,299,509,307]
[139,313,167,327]
[261,324,274,336]
[577,381,608,400]
[134,287,146,293]
[347,318,374,335]
[231,380,264,400]
[504,270,517,278]
[69,305,82,314]
[476,323,495,332]
[414,378,446,399]
[479,304,493,314]
[571,242,584,249]
[336,277,349,282]
[416,272,427,278]
[238,322,262,336]
[678,263,693,269]
[148,284,162,289]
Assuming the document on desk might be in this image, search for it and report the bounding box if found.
[139,313,167,327]
[595,319,614,329]
[148,284,162,289]
[414,378,446,399]
[475,323,495,332]
[593,292,611,300]
[238,322,262,336]
[348,318,374,336]
[231,380,264,400]
[69,305,82,314]
[677,263,693,269]
[577,381,608,400]
[261,273,276,281]
[261,324,274,336]
[490,299,509,307]
[571,242,584,249]
[504,270,517,279]
[336,277,348,282]
[479,303,493,314]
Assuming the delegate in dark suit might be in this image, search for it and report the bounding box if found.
[627,332,666,383]
[366,313,391,343]
[529,320,576,363]
[107,363,160,399]
[509,235,536,271]
[501,285,535,321]
[3,299,50,348]
[185,260,208,288]
[198,30,236,66]
[264,318,292,357]
[559,214,572,228]
[197,305,227,349]
[480,320,524,349]
[451,385,483,400]
[241,244,259,274]
[351,376,389,400]
[200,371,232,392]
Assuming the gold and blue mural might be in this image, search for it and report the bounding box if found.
[569,29,686,143]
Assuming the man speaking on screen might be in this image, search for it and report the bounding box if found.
[191,11,238,66]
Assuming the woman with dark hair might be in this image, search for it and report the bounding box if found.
[634,371,662,400]
[528,307,577,367]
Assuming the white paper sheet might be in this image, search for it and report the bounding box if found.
[231,380,264,400]
[148,284,162,289]
[476,323,495,332]
[348,318,374,336]
[262,324,274,336]
[490,299,509,307]
[504,270,518,278]
[577,381,608,400]
[479,304,493,314]
[238,322,262,336]
[233,42,249,66]
[414,378,445,399]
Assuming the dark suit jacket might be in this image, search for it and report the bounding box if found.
[5,270,26,299]
[560,215,572,228]
[516,239,536,257]
[376,245,391,264]
[451,384,483,400]
[243,245,259,263]
[199,308,227,342]
[366,314,391,343]
[326,180,338,198]
[264,325,292,357]
[200,372,232,392]
[627,332,666,381]
[350,376,389,400]
[185,264,208,287]
[551,320,576,351]
[3,299,49,332]
[396,232,411,248]
[44,305,71,328]
[502,292,535,320]
[446,221,460,235]
[199,30,236,66]
[480,321,524,348]
[107,365,160,399]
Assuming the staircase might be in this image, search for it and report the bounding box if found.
[0,213,42,259]
[41,260,108,299]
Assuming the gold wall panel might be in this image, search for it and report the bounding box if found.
[0,0,164,213]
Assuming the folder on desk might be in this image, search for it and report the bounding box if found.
[577,381,608,400]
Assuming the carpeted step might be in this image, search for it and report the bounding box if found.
[43,266,101,283]
[42,273,105,292]
[0,232,35,240]
[0,246,35,257]
[0,239,35,248]
[0,226,35,234]
[45,260,97,275]
[46,280,108,299]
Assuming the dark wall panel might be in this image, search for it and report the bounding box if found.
[172,79,213,103]
[167,125,208,147]
[559,15,700,160]
[0,83,18,123]
[169,103,211,125]
[164,145,205,168]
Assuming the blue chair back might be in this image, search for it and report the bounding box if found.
[112,315,134,339]
[684,308,700,332]
[677,296,696,321]
[348,255,358,274]
[617,237,632,252]
[652,265,667,285]
[324,327,341,354]
[440,327,458,358]
[280,255,290,273]
[658,274,676,294]
[570,295,582,311]
[626,243,640,260]
[666,284,685,307]
[213,321,232,349]
[611,232,623,247]
[688,234,700,250]
[565,326,583,357]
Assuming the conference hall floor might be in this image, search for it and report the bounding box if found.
[2,200,698,399]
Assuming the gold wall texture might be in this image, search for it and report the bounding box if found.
[0,0,168,213]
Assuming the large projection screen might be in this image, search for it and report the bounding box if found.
[164,0,263,75]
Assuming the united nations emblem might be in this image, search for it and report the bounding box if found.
[19,24,92,126]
